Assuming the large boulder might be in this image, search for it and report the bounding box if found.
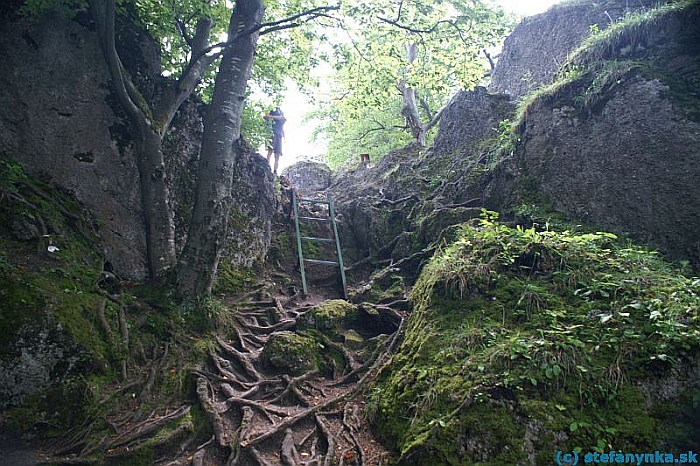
[223,149,277,269]
[282,161,332,195]
[432,87,514,158]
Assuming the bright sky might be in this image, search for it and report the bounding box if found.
[268,0,562,172]
[496,0,562,17]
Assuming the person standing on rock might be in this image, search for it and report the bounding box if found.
[264,107,286,175]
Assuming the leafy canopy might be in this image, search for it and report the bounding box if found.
[21,0,512,158]
[313,0,513,168]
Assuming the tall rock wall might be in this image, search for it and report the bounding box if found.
[486,0,700,265]
[490,0,660,99]
[0,11,149,278]
[0,9,276,279]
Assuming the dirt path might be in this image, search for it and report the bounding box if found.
[187,290,406,465]
[35,285,406,465]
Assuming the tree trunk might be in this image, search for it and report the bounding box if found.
[399,43,446,147]
[400,81,426,146]
[400,43,427,146]
[176,0,265,297]
[89,0,177,278]
[138,129,177,278]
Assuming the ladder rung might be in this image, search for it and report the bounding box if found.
[298,216,330,222]
[304,259,339,266]
[299,198,330,205]
[301,236,334,243]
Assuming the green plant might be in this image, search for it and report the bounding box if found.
[372,216,700,464]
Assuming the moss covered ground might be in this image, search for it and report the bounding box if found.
[370,213,700,464]
[0,157,217,459]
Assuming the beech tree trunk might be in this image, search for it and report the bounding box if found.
[89,0,218,280]
[175,0,265,296]
[138,129,177,277]
[399,42,444,147]
[89,0,177,278]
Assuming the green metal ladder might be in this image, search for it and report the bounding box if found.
[291,188,348,299]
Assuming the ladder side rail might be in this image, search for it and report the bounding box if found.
[292,188,308,295]
[328,194,348,300]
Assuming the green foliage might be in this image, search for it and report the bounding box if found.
[133,0,228,76]
[312,97,414,170]
[0,157,27,193]
[563,0,697,70]
[314,0,514,167]
[371,214,700,463]
[19,0,85,18]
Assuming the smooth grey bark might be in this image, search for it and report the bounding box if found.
[175,0,265,296]
[399,43,445,147]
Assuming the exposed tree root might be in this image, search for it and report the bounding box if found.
[48,289,401,465]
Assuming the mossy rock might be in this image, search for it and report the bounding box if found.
[341,329,364,350]
[298,300,358,338]
[350,274,406,305]
[371,220,700,464]
[261,331,321,376]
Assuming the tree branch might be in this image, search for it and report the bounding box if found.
[88,0,144,129]
[175,16,194,49]
[154,16,216,134]
[421,102,447,133]
[418,94,434,120]
[187,6,340,67]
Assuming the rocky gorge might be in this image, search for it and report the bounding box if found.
[1,0,699,464]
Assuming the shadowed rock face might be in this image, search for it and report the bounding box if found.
[490,0,659,99]
[0,10,275,279]
[487,75,700,265]
[485,1,700,266]
[0,12,149,279]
